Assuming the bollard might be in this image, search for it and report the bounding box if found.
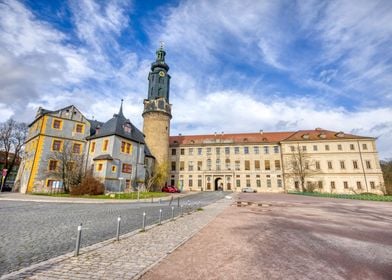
[74,223,82,257]
[171,206,174,220]
[159,209,162,225]
[151,196,154,203]
[142,212,146,231]
[180,205,184,217]
[159,199,162,204]
[116,216,121,241]
[198,201,201,209]
[177,197,180,207]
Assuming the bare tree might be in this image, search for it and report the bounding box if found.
[285,144,318,192]
[380,159,392,195]
[0,119,28,187]
[46,141,85,193]
[145,161,169,192]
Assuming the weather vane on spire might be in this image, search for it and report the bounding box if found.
[160,41,165,49]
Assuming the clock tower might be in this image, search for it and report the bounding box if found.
[142,44,172,172]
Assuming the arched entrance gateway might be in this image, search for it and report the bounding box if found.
[214,177,223,191]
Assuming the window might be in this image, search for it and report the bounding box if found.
[256,179,261,188]
[90,142,96,153]
[331,181,336,189]
[274,146,279,153]
[47,180,62,188]
[327,161,333,169]
[122,163,132,173]
[73,143,81,154]
[362,143,368,150]
[294,181,299,189]
[198,148,202,155]
[97,163,103,171]
[350,144,355,151]
[207,159,211,170]
[171,161,176,171]
[255,160,260,171]
[265,160,270,171]
[236,179,241,188]
[225,159,230,170]
[340,161,345,169]
[246,179,251,187]
[305,161,309,170]
[290,146,295,152]
[188,161,193,171]
[103,139,109,152]
[264,146,269,154]
[198,179,202,187]
[197,161,202,171]
[216,147,220,155]
[52,140,62,151]
[244,147,249,154]
[121,141,131,154]
[370,181,375,189]
[215,159,220,170]
[180,161,185,171]
[189,148,193,155]
[325,145,330,151]
[172,149,176,156]
[313,145,318,151]
[353,160,359,169]
[52,119,62,129]
[267,179,271,188]
[225,147,230,155]
[318,181,323,189]
[316,161,320,170]
[337,144,342,151]
[234,147,239,154]
[235,160,240,170]
[343,181,348,189]
[366,160,371,169]
[189,179,193,187]
[277,179,282,188]
[180,148,185,155]
[254,146,259,154]
[75,124,83,133]
[244,160,250,170]
[275,160,281,170]
[49,160,57,171]
[111,165,116,173]
[126,179,131,189]
[356,181,362,189]
[302,146,307,151]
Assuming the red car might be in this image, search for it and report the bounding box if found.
[162,186,176,193]
[169,185,181,193]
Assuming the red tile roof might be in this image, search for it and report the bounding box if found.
[169,129,372,146]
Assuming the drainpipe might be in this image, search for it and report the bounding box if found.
[357,140,368,192]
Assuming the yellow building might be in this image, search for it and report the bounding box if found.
[168,129,385,194]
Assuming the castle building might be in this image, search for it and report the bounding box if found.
[15,46,385,194]
[169,130,385,194]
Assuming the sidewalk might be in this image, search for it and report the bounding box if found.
[1,195,233,280]
[0,191,196,204]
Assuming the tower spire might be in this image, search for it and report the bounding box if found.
[119,99,124,116]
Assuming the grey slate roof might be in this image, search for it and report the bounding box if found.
[87,105,145,144]
[144,145,154,158]
[93,154,113,161]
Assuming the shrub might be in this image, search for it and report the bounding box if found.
[70,175,105,195]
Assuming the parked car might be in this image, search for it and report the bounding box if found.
[168,185,181,193]
[242,187,257,193]
[162,186,176,193]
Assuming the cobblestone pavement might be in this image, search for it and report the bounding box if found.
[0,194,233,280]
[0,192,229,276]
[142,193,392,280]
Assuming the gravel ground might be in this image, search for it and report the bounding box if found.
[141,193,392,280]
[0,192,228,276]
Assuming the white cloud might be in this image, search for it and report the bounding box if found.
[171,90,392,159]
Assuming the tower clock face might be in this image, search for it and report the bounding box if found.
[159,71,165,77]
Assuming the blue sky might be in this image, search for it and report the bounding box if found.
[0,0,391,158]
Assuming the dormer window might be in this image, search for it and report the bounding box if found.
[173,140,178,144]
[319,133,326,139]
[243,138,248,142]
[302,134,309,139]
[336,132,345,137]
[190,140,195,144]
[123,123,132,133]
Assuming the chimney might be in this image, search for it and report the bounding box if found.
[259,129,263,135]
